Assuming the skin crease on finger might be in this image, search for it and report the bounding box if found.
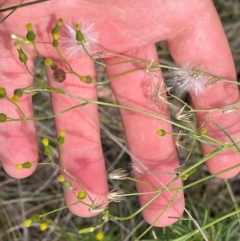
[0,0,239,225]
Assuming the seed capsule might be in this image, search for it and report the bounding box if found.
[52,69,66,82]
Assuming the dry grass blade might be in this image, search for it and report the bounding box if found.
[0,0,50,12]
[0,0,50,23]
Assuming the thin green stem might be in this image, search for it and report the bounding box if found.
[24,63,34,77]
[7,102,89,122]
[95,67,145,85]
[15,86,240,154]
[0,0,50,13]
[40,201,79,218]
[214,122,240,152]
[5,97,26,118]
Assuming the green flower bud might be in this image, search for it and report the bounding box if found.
[14,42,28,63]
[85,75,92,84]
[12,95,19,103]
[156,129,166,136]
[22,161,32,169]
[181,168,196,181]
[75,24,84,42]
[51,18,63,35]
[44,145,52,155]
[52,39,58,47]
[80,76,92,84]
[50,62,58,71]
[0,87,6,98]
[26,23,36,42]
[0,113,7,122]
[57,136,64,145]
[14,88,23,98]
[62,180,72,189]
[30,214,40,223]
[52,33,59,47]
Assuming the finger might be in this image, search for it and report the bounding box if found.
[0,58,38,178]
[104,44,184,227]
[167,1,240,178]
[48,58,108,217]
[0,37,38,178]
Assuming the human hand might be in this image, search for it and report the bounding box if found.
[0,0,239,227]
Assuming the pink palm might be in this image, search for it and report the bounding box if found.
[0,0,239,227]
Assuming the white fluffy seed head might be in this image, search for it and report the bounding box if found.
[59,21,99,59]
[165,65,206,98]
